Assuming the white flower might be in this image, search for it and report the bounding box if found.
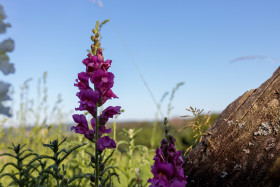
[0,38,14,52]
[0,81,11,117]
[0,53,15,75]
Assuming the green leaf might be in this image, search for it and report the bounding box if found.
[18,149,33,157]
[0,153,16,159]
[67,173,92,185]
[116,140,128,146]
[58,137,67,147]
[60,142,86,163]
[103,150,115,165]
[0,162,18,174]
[20,153,38,161]
[0,173,19,185]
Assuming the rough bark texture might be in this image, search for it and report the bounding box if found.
[184,67,280,186]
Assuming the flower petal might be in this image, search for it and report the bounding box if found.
[97,136,116,152]
[99,106,121,125]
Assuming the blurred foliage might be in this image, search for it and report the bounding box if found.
[178,107,217,155]
[115,128,150,187]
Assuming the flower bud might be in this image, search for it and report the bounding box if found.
[99,163,105,172]
[96,20,99,27]
[94,38,98,43]
[90,174,96,182]
[91,35,95,41]
[91,155,96,163]
[62,178,68,184]
[95,32,100,38]
[93,29,97,34]
[97,149,103,155]
[165,126,169,134]
[91,44,96,52]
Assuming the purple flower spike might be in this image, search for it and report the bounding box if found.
[73,26,121,157]
[71,114,95,140]
[148,135,187,187]
[97,136,116,152]
[99,106,121,125]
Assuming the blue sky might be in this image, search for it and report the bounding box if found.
[1,0,279,123]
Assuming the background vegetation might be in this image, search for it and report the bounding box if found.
[0,74,219,186]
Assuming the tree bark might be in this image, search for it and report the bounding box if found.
[184,67,280,187]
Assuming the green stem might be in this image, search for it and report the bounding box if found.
[113,119,116,142]
[151,112,158,148]
[95,108,99,187]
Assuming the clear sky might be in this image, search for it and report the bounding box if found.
[1,0,279,124]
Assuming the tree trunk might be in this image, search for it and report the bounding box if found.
[184,66,280,186]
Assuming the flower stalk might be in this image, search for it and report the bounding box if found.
[148,118,188,186]
[71,20,121,186]
[94,108,99,187]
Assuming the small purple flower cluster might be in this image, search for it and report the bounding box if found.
[148,135,187,187]
[72,43,120,152]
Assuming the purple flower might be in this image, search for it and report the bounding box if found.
[82,53,101,75]
[166,143,177,161]
[91,69,114,93]
[75,89,100,115]
[74,72,90,90]
[148,175,169,187]
[148,136,187,187]
[99,89,118,105]
[87,56,101,74]
[99,106,121,125]
[73,27,121,157]
[151,162,175,180]
[98,125,112,136]
[169,178,188,187]
[153,148,165,163]
[82,53,92,66]
[100,59,112,72]
[97,136,116,152]
[96,47,104,62]
[71,114,95,140]
[90,118,112,137]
